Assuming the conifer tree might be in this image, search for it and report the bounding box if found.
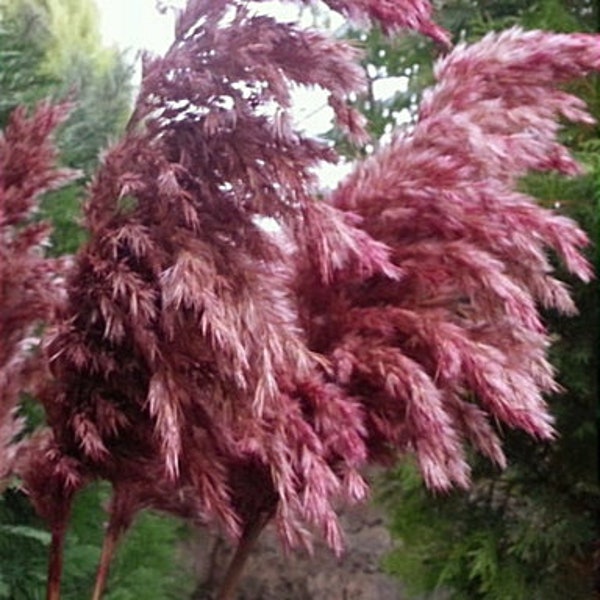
[1,1,599,598]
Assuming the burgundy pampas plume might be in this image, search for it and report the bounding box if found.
[314,27,599,490]
[0,103,75,486]
[0,103,78,600]
[44,3,399,593]
[320,0,450,44]
[23,2,599,599]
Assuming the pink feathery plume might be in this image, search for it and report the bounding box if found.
[317,28,599,490]
[44,0,380,556]
[30,7,600,574]
[0,103,75,485]
[320,0,450,44]
[6,5,598,599]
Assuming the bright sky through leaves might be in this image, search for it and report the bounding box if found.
[95,1,407,186]
[96,1,347,183]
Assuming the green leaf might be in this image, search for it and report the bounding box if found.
[0,524,51,545]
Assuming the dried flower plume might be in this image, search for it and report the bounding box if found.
[326,27,597,489]
[39,7,600,552]
[0,103,75,485]
[1,2,598,597]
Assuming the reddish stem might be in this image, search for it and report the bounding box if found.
[46,526,66,600]
[216,513,269,600]
[91,519,121,600]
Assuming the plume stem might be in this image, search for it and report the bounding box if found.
[46,524,66,600]
[91,515,122,600]
[216,512,270,600]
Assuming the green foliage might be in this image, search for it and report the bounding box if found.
[103,511,195,600]
[0,488,50,599]
[0,7,56,126]
[62,483,195,600]
[380,431,598,599]
[1,0,133,256]
[0,484,195,599]
[38,186,88,255]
